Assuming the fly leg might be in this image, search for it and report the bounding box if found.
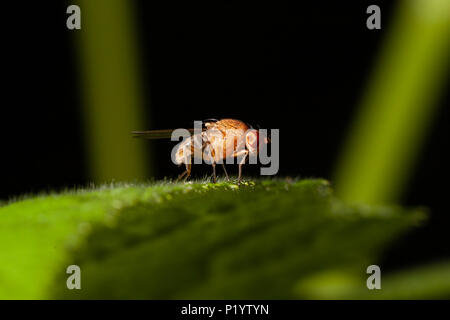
[184,163,192,182]
[204,140,218,183]
[177,145,192,182]
[238,151,248,185]
[177,163,192,182]
[232,150,249,186]
[177,170,187,181]
[221,164,230,181]
[212,162,217,183]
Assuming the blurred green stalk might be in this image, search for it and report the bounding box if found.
[335,0,450,204]
[75,0,150,182]
[295,261,450,299]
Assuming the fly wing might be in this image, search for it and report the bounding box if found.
[132,128,200,139]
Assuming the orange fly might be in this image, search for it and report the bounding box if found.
[132,119,269,184]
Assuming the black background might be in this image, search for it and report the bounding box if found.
[1,1,449,272]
